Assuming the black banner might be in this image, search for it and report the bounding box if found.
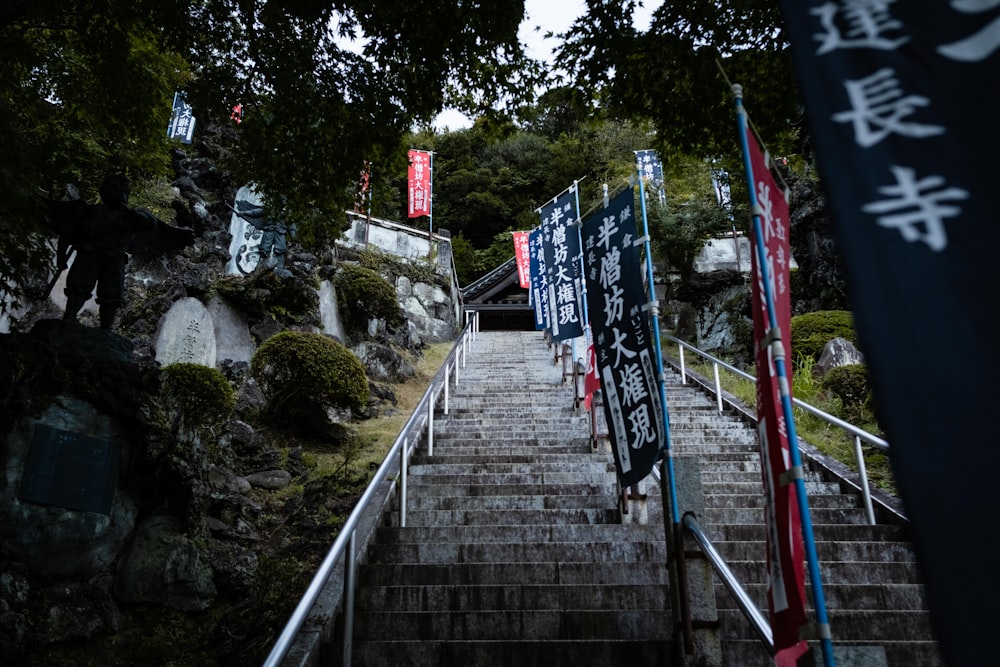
[540,188,585,342]
[582,188,663,487]
[777,3,1000,664]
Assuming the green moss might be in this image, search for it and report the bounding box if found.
[333,263,403,329]
[161,363,236,427]
[790,310,857,360]
[357,246,441,287]
[823,363,873,422]
[251,331,370,430]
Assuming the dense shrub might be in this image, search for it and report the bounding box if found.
[823,363,872,419]
[790,310,857,360]
[250,331,369,428]
[333,263,403,329]
[162,363,236,427]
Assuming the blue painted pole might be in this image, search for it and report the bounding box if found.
[635,172,680,525]
[733,84,835,667]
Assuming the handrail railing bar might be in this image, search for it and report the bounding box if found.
[664,334,888,451]
[853,435,877,524]
[262,316,476,667]
[683,512,774,651]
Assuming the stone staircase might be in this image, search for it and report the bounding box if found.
[662,368,943,666]
[342,330,942,666]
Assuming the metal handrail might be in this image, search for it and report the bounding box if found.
[263,312,480,667]
[683,512,774,652]
[664,333,888,525]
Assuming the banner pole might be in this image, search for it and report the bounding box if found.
[635,171,679,525]
[428,151,435,264]
[734,85,835,667]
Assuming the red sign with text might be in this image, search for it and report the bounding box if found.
[407,149,431,218]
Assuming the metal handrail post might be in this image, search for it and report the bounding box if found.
[400,439,408,528]
[427,390,435,457]
[679,344,687,384]
[341,530,357,667]
[713,362,723,413]
[444,364,450,415]
[853,435,876,524]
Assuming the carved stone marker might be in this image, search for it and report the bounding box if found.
[155,297,217,367]
[18,424,121,515]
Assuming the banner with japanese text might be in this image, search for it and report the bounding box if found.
[539,188,584,342]
[777,3,1000,663]
[746,129,808,665]
[407,149,431,218]
[635,149,663,185]
[512,231,531,289]
[528,227,549,331]
[582,188,663,487]
[167,92,195,144]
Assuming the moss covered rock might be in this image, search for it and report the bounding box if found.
[333,263,403,330]
[250,331,369,431]
[161,363,236,428]
[823,363,872,419]
[790,310,857,361]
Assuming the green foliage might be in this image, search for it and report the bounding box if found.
[559,0,800,157]
[357,247,439,288]
[790,310,857,361]
[649,156,734,280]
[251,331,370,428]
[823,364,873,420]
[161,363,235,427]
[333,264,403,329]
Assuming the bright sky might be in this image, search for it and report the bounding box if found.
[433,0,655,130]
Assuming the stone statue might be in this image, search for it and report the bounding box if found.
[59,174,158,330]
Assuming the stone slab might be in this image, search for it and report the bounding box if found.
[207,296,254,364]
[155,296,217,367]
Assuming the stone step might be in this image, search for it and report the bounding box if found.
[431,436,594,447]
[352,608,673,641]
[697,506,872,526]
[366,539,665,565]
[355,583,670,612]
[408,461,614,476]
[349,638,675,666]
[718,582,929,612]
[404,483,616,498]
[406,472,617,487]
[411,452,598,465]
[374,523,664,545]
[358,561,671,587]
[396,507,623,528]
[707,539,918,563]
[702,522,908,543]
[704,493,858,510]
[717,608,935,642]
[405,494,618,512]
[720,639,942,667]
[723,560,924,586]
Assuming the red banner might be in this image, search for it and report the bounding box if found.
[407,149,431,218]
[746,130,808,665]
[512,231,531,288]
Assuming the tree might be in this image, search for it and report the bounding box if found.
[0,0,543,315]
[559,0,801,157]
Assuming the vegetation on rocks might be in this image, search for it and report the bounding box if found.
[333,263,404,330]
[790,310,858,360]
[161,362,236,428]
[251,331,370,432]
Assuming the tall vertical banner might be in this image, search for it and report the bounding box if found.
[582,188,663,487]
[746,130,808,665]
[635,149,665,204]
[512,231,531,289]
[528,227,549,331]
[407,149,431,218]
[167,91,196,144]
[539,189,584,342]
[777,3,1000,664]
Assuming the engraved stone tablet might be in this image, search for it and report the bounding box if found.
[155,297,217,367]
[18,424,121,515]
